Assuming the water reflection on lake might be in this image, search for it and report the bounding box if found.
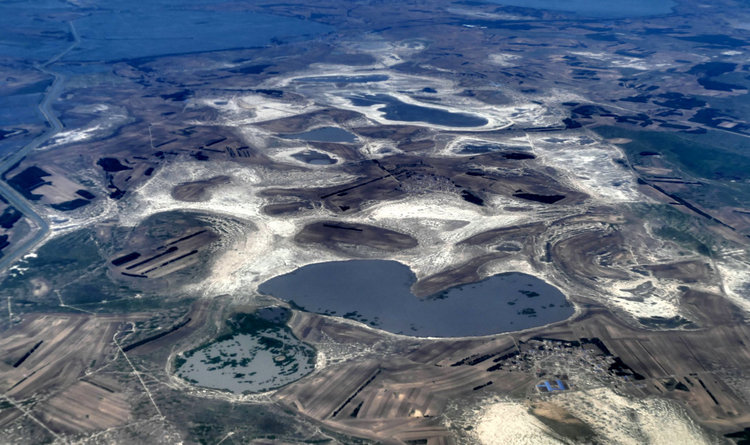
[176,309,315,394]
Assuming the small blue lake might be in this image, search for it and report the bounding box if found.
[350,94,488,128]
[258,260,573,338]
[295,75,390,84]
[281,127,357,143]
[291,150,337,165]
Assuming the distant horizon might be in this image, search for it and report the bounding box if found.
[481,0,676,17]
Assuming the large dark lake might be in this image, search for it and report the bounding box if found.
[258,260,573,337]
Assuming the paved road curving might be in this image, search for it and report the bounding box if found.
[0,22,80,272]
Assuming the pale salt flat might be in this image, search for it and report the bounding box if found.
[528,132,642,203]
[458,389,714,445]
[556,388,714,445]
